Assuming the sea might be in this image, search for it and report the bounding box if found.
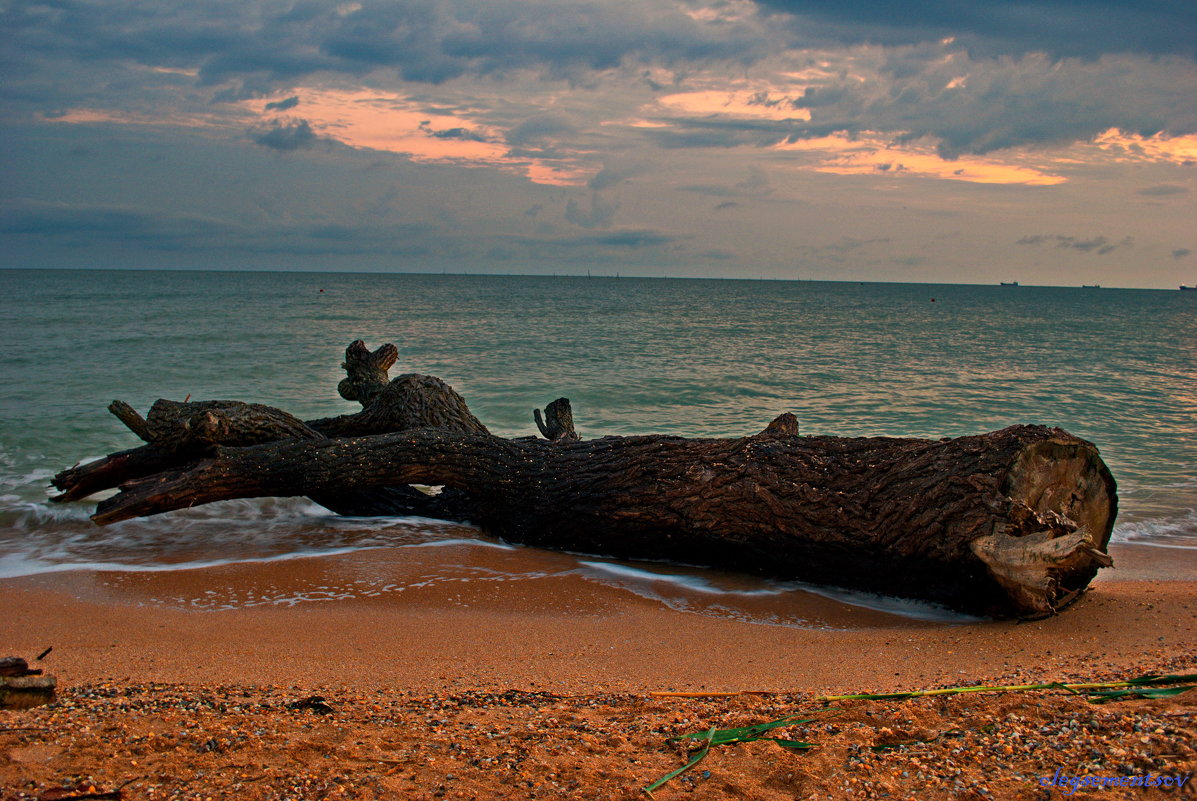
[1,269,1193,624]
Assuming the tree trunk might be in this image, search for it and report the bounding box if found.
[52,340,1119,618]
[86,418,1117,618]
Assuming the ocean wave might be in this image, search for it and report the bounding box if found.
[0,545,386,580]
[1112,510,1197,549]
[0,495,489,578]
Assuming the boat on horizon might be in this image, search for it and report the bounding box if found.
[1082,284,1101,288]
[1182,285,1196,291]
[1000,281,1019,287]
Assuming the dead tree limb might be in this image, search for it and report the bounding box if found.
[51,341,486,513]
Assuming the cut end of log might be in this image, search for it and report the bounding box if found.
[974,434,1118,617]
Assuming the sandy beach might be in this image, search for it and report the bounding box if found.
[2,542,1194,799]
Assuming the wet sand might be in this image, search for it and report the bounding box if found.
[1,542,1194,799]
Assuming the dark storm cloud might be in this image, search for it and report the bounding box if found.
[1016,234,1134,255]
[1,0,766,97]
[249,118,325,151]
[751,0,1197,59]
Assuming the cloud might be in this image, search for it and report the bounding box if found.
[1,201,230,248]
[7,0,1195,167]
[1,0,768,98]
[579,230,676,247]
[419,121,491,142]
[1016,234,1134,255]
[249,118,325,151]
[679,166,776,196]
[1173,248,1192,260]
[565,193,619,229]
[588,158,648,190]
[0,197,456,260]
[512,228,677,250]
[265,95,299,111]
[796,49,1197,158]
[631,42,1197,159]
[1136,184,1188,196]
[505,114,580,146]
[752,0,1197,59]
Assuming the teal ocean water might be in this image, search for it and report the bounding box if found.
[1,269,1193,619]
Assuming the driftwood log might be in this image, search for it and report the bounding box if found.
[53,341,1118,618]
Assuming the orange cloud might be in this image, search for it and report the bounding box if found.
[655,89,812,121]
[774,133,1067,185]
[250,88,594,186]
[1092,129,1197,164]
[46,88,595,187]
[253,89,504,161]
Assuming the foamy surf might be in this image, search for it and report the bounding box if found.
[1112,511,1197,549]
[576,559,978,624]
[0,495,490,578]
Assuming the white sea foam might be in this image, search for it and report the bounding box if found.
[578,560,788,596]
[0,545,384,579]
[404,537,516,550]
[576,559,977,623]
[1112,510,1197,549]
[785,581,982,623]
[0,494,491,578]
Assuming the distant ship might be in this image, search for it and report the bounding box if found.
[1000,281,1019,286]
[1082,284,1101,288]
[1182,285,1196,291]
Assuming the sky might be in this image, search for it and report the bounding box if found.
[2,0,1195,287]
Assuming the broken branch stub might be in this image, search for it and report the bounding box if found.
[534,398,579,441]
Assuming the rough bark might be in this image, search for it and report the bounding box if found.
[51,340,487,515]
[308,373,488,439]
[87,419,1117,618]
[144,400,325,455]
[336,340,398,405]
